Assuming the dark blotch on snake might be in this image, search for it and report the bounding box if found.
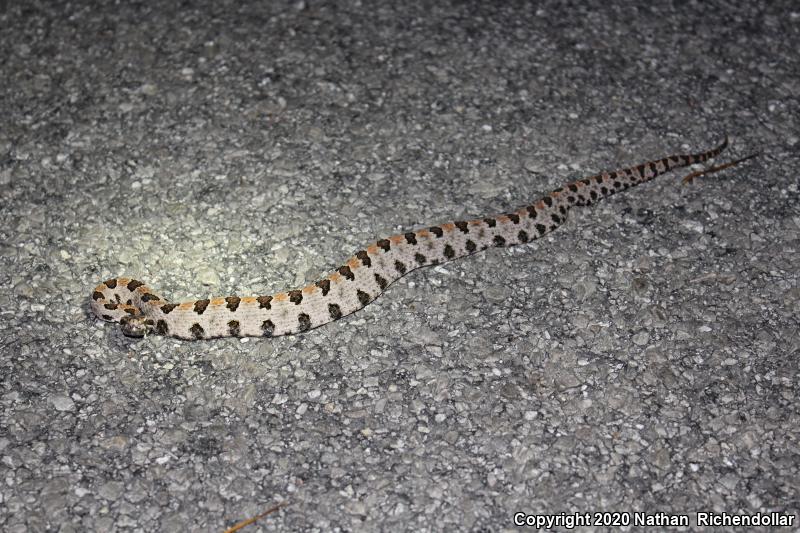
[190,323,204,339]
[257,295,273,309]
[338,265,355,281]
[328,303,342,320]
[357,290,371,306]
[315,280,331,296]
[355,250,371,267]
[194,299,210,315]
[225,296,240,311]
[288,290,303,304]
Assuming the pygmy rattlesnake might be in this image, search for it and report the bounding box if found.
[91,137,736,340]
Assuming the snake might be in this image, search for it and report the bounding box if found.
[91,137,732,340]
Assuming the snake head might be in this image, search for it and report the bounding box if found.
[119,315,155,337]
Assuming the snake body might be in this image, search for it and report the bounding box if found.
[91,138,728,340]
